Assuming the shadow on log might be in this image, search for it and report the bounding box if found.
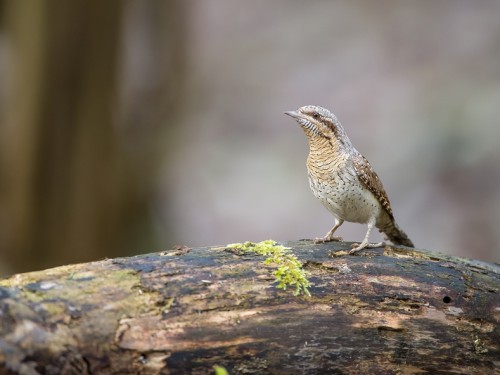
[0,241,499,374]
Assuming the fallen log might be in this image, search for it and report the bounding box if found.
[0,240,499,374]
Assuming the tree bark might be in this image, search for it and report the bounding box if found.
[0,241,498,374]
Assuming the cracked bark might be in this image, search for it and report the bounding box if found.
[0,241,499,374]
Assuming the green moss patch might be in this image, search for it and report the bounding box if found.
[227,240,311,296]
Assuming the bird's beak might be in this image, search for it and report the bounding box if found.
[284,110,303,120]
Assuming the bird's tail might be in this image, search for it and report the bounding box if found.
[379,220,414,247]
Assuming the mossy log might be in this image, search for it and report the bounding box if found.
[0,241,499,374]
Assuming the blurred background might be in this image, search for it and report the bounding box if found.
[0,1,499,276]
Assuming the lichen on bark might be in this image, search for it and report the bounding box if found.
[226,240,311,296]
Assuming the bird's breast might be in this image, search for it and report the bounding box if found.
[307,162,382,224]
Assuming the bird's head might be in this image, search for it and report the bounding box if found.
[284,105,350,145]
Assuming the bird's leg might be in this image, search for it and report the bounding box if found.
[314,219,344,244]
[349,219,384,253]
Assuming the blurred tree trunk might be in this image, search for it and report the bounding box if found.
[0,1,188,275]
[1,0,125,273]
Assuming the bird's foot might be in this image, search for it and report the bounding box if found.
[314,235,343,244]
[349,241,385,254]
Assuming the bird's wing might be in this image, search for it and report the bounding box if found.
[351,153,394,219]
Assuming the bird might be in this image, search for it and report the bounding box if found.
[284,105,414,253]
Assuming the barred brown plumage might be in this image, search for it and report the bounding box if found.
[285,105,414,253]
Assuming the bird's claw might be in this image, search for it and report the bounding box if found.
[349,241,385,254]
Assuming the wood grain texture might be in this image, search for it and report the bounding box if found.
[1,241,499,374]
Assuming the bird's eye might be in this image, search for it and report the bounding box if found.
[312,112,320,119]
